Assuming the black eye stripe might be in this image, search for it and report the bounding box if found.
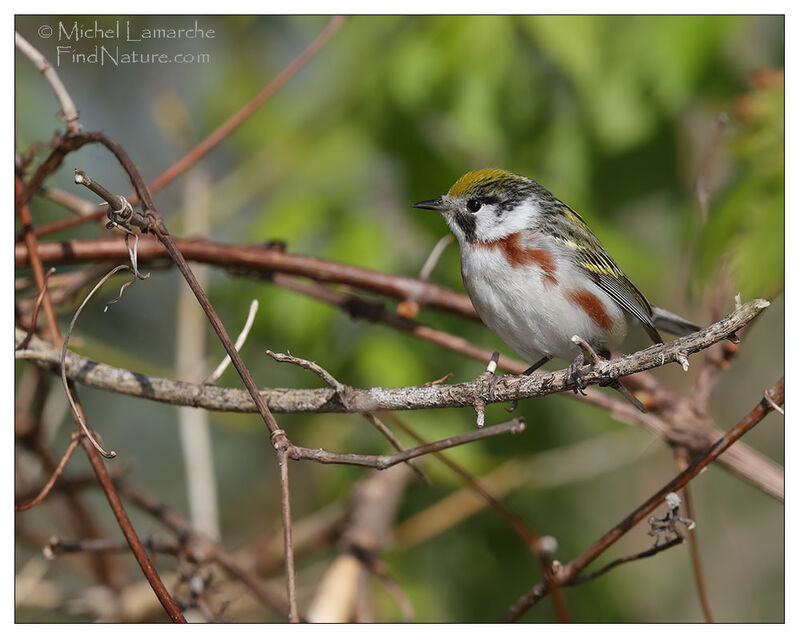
[454,212,477,243]
[467,198,482,213]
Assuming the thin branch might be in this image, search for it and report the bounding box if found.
[44,534,180,558]
[287,418,525,469]
[276,445,299,622]
[16,266,55,350]
[676,449,714,622]
[564,536,685,587]
[204,299,259,384]
[15,434,81,511]
[398,234,454,318]
[503,376,783,621]
[361,413,429,484]
[15,32,81,132]
[148,16,345,194]
[265,349,428,482]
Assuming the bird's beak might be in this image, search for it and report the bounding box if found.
[412,198,446,212]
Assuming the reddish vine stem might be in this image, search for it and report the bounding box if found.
[16,266,55,350]
[503,376,783,622]
[15,174,186,622]
[149,16,345,194]
[15,434,81,512]
[277,445,299,622]
[676,449,714,622]
[16,236,478,319]
[68,134,298,618]
[22,16,346,240]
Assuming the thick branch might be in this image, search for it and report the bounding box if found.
[17,299,769,415]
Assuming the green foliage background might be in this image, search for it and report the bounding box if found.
[15,15,783,622]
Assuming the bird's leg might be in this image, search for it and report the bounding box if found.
[573,339,648,413]
[522,355,553,376]
[476,351,503,397]
[506,355,553,412]
[472,351,503,427]
[568,336,601,396]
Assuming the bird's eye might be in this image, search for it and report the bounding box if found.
[467,199,482,213]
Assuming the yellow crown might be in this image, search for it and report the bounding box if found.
[447,168,522,198]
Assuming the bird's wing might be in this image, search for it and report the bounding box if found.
[541,204,663,345]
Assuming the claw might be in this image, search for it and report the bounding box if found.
[567,352,591,395]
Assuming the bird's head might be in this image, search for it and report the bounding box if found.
[413,169,541,244]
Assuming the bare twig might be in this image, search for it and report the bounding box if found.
[398,234,454,318]
[16,267,55,350]
[287,418,526,469]
[266,349,345,395]
[15,32,80,132]
[276,444,299,622]
[265,349,428,482]
[61,263,145,459]
[695,112,728,222]
[148,16,345,195]
[15,434,81,512]
[503,376,784,621]
[361,413,429,484]
[204,299,259,384]
[676,449,714,622]
[44,534,180,558]
[564,536,685,587]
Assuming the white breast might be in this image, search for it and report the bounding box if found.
[460,241,627,363]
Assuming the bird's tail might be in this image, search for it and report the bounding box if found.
[650,306,702,337]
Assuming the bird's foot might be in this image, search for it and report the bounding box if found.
[567,355,590,396]
[568,336,601,396]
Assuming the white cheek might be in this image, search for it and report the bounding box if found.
[476,200,542,242]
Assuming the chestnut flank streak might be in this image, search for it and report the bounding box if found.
[568,288,614,331]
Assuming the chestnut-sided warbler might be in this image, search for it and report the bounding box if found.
[414,169,699,400]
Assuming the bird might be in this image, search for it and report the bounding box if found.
[413,168,700,410]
